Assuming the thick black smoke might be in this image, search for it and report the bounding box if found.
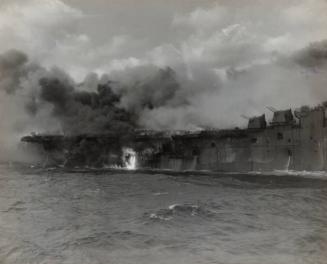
[0,50,188,137]
[38,76,136,135]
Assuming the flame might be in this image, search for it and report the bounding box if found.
[123,148,137,170]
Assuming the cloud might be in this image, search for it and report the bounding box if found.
[0,0,82,55]
[172,4,227,32]
[0,0,141,80]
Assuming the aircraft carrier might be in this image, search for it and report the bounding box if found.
[21,103,327,172]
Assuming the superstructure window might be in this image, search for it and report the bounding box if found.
[211,142,216,148]
[277,132,283,140]
[251,138,257,143]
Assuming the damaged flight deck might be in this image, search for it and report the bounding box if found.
[21,102,327,172]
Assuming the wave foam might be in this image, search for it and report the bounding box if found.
[247,170,327,179]
[147,203,215,222]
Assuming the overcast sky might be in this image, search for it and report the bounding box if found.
[1,0,327,80]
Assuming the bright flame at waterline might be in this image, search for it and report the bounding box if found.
[123,148,137,170]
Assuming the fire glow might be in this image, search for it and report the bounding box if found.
[123,148,137,170]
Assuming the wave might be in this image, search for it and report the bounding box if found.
[146,203,216,222]
[58,230,149,249]
[246,170,327,180]
[153,192,169,196]
[2,201,26,213]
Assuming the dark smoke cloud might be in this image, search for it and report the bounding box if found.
[0,50,195,136]
[36,65,197,134]
[293,40,327,69]
[118,67,186,112]
[0,50,28,93]
[38,75,136,135]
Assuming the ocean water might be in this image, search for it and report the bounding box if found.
[0,166,327,264]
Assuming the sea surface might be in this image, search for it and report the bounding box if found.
[0,165,327,264]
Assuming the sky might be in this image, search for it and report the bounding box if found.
[0,0,326,78]
[1,0,327,150]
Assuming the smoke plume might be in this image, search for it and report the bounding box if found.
[0,50,193,140]
[2,39,327,144]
